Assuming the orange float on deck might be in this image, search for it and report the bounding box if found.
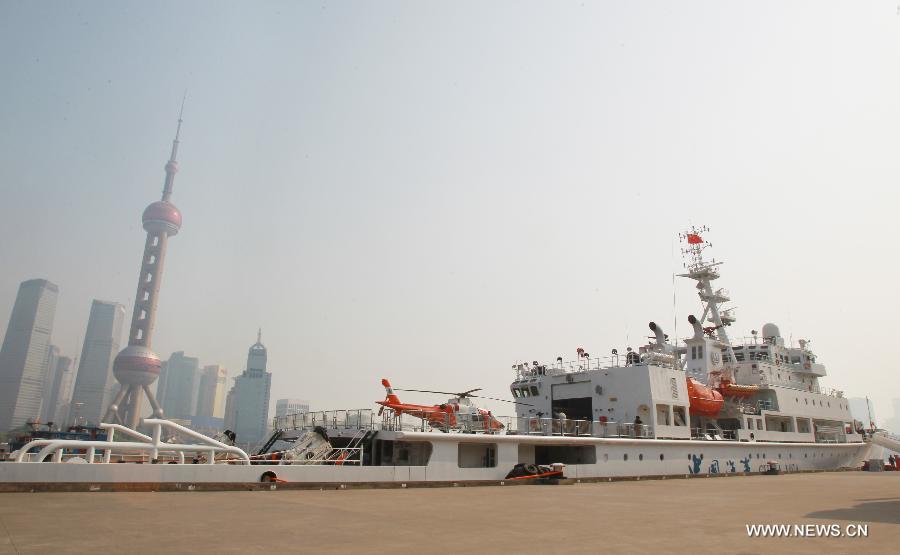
[686,377,724,417]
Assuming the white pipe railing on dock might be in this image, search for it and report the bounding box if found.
[14,418,250,464]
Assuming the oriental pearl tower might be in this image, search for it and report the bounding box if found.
[104,105,185,428]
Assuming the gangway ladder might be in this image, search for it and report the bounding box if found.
[872,431,900,453]
[327,429,370,465]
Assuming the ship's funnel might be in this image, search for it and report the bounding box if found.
[688,315,704,339]
[648,322,667,346]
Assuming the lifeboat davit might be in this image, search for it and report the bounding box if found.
[686,377,724,417]
[717,380,759,399]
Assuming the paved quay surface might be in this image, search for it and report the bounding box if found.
[0,472,897,554]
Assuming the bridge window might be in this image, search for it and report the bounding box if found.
[673,406,687,426]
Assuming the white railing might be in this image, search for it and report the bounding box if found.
[273,409,375,432]
[275,409,656,439]
[13,419,250,464]
[512,351,675,381]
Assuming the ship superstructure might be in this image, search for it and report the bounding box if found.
[510,226,859,445]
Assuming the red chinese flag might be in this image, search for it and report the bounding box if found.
[687,233,703,244]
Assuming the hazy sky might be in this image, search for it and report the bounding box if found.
[1,1,898,423]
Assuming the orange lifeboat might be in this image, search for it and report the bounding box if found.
[686,377,724,417]
[717,380,759,399]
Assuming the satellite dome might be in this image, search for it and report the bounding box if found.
[761,323,781,339]
[142,201,182,235]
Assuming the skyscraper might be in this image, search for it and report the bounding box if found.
[48,356,75,426]
[231,331,272,445]
[68,300,126,425]
[223,384,236,432]
[275,398,309,419]
[159,351,200,420]
[196,364,228,419]
[39,345,60,422]
[0,279,58,432]
[105,103,185,428]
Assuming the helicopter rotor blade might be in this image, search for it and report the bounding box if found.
[393,388,460,396]
[394,387,485,398]
[392,387,531,405]
[468,394,533,406]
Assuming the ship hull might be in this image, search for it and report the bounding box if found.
[0,432,871,489]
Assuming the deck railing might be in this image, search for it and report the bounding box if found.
[274,409,655,439]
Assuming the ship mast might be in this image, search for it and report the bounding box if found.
[678,226,737,383]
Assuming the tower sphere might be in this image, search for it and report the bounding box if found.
[143,200,182,235]
[113,345,162,386]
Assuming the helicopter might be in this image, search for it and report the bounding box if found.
[376,378,530,432]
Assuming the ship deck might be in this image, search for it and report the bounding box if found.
[1,472,897,554]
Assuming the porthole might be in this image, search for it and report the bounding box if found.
[603,453,608,462]
[624,454,629,461]
[804,453,807,458]
[639,454,644,461]
[687,454,691,460]
[660,454,665,461]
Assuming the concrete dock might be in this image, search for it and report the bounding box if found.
[0,472,897,554]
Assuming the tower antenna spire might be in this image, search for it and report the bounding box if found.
[162,95,185,201]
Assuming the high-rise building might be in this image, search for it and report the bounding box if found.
[223,384,236,432]
[196,365,228,419]
[47,356,75,426]
[105,104,185,428]
[159,352,200,420]
[39,344,60,422]
[231,331,272,446]
[0,279,58,432]
[275,398,309,419]
[68,300,126,425]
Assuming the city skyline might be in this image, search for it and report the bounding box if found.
[0,277,294,432]
[1,3,898,425]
